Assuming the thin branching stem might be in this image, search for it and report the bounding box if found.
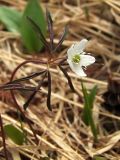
[8,59,47,84]
[10,61,40,145]
[10,90,39,144]
[0,114,8,160]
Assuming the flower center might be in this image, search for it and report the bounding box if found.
[72,54,81,64]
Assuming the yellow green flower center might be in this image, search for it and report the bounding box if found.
[72,54,81,64]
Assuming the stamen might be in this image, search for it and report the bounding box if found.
[72,54,81,64]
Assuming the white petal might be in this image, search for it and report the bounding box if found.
[67,44,75,59]
[73,39,88,53]
[80,55,95,67]
[67,39,88,59]
[67,59,87,77]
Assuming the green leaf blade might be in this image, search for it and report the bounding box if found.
[89,85,97,108]
[0,6,21,33]
[20,0,47,52]
[81,82,98,141]
[88,85,98,140]
[81,81,90,126]
[4,124,25,145]
[89,113,98,141]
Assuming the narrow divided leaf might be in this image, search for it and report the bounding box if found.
[0,6,21,33]
[53,25,68,52]
[23,71,47,110]
[10,70,46,83]
[47,71,52,111]
[46,8,54,50]
[20,0,46,52]
[27,16,50,51]
[4,124,25,145]
[59,65,75,92]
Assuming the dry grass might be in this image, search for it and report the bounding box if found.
[0,0,120,159]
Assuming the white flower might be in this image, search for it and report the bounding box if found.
[67,39,95,77]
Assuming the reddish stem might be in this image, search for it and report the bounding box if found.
[0,114,9,160]
[10,60,41,145]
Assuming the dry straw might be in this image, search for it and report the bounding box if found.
[0,0,120,159]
